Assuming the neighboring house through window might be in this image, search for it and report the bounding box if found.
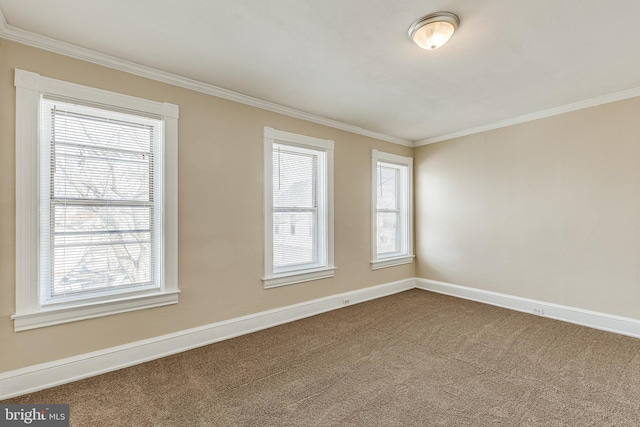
[263,127,335,288]
[371,150,414,269]
[13,69,179,331]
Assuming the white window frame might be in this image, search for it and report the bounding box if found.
[371,150,414,270]
[13,69,179,331]
[263,127,335,288]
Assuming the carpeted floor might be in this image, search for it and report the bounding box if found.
[4,289,640,426]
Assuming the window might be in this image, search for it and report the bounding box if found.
[13,69,179,331]
[263,127,335,288]
[371,150,414,269]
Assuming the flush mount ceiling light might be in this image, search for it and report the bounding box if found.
[408,12,459,50]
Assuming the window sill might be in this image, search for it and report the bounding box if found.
[263,267,336,289]
[371,255,415,270]
[12,290,180,332]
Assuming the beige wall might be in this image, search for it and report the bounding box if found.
[415,97,640,320]
[0,40,414,372]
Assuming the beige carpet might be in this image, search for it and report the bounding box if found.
[4,289,640,426]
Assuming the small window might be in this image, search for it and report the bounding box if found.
[13,69,179,331]
[371,150,414,269]
[263,127,335,288]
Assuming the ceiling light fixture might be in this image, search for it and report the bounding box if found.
[408,12,459,50]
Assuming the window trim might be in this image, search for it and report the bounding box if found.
[13,69,179,331]
[371,150,414,270]
[263,127,335,288]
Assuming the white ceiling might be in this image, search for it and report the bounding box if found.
[2,0,640,145]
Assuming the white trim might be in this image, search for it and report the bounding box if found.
[415,87,640,146]
[271,128,335,151]
[0,278,416,400]
[371,150,414,269]
[13,292,180,332]
[263,267,336,289]
[0,9,410,147]
[372,150,411,165]
[13,69,180,331]
[14,70,40,318]
[416,278,640,339]
[5,9,640,149]
[164,109,179,294]
[263,127,335,288]
[0,7,7,34]
[371,255,414,270]
[26,71,173,117]
[5,276,640,399]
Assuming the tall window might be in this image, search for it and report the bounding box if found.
[371,150,414,269]
[263,127,335,288]
[13,69,179,331]
[41,99,162,300]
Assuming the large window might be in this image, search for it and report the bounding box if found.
[13,69,179,331]
[263,127,335,288]
[371,150,414,269]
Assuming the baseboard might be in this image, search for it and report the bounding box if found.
[416,278,640,339]
[0,278,415,400]
[6,276,638,400]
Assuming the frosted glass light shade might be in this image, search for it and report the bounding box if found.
[409,12,459,50]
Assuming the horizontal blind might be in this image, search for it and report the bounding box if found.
[41,98,162,301]
[273,143,326,271]
[376,162,401,255]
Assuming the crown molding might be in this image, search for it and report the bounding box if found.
[0,8,412,147]
[8,7,640,150]
[415,86,640,146]
[0,7,7,33]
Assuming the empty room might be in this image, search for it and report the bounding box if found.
[1,1,640,425]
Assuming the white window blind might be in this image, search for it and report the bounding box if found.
[376,162,402,256]
[272,143,327,271]
[371,150,414,269]
[263,127,335,288]
[14,69,179,331]
[40,98,163,303]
